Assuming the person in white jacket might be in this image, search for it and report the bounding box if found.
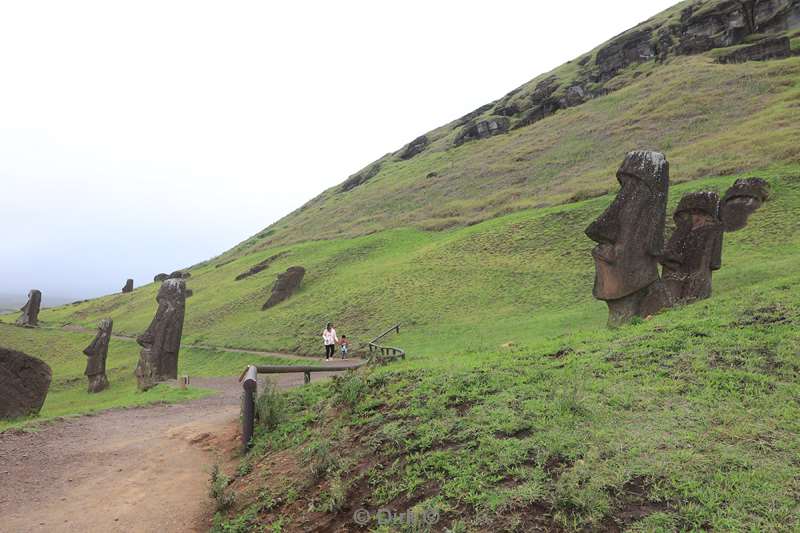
[322,322,338,361]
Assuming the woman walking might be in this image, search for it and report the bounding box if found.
[322,322,338,361]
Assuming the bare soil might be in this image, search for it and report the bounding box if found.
[0,363,361,533]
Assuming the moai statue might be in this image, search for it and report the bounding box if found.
[122,279,134,293]
[585,151,673,326]
[83,318,113,393]
[16,290,42,327]
[135,279,186,391]
[661,192,724,303]
[262,266,306,310]
[719,178,770,232]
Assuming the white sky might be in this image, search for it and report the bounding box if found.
[0,0,678,301]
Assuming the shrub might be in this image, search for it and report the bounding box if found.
[256,379,287,430]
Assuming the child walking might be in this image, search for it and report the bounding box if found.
[339,335,349,359]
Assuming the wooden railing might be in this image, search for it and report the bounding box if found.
[239,325,405,450]
[367,323,404,362]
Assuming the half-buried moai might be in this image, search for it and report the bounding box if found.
[135,279,186,391]
[122,279,134,293]
[262,266,305,310]
[585,151,673,326]
[0,347,52,419]
[660,192,724,303]
[719,178,770,232]
[83,318,113,393]
[16,289,42,327]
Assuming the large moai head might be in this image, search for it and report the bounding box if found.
[83,318,113,393]
[585,151,669,302]
[15,289,42,327]
[661,191,723,302]
[135,279,186,390]
[720,178,769,232]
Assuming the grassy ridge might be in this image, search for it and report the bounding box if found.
[0,324,306,431]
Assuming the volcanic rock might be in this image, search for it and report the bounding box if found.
[0,347,52,419]
[262,266,305,310]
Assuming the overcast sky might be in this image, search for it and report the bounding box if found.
[0,0,678,302]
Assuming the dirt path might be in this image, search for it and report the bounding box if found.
[57,324,340,363]
[0,366,361,533]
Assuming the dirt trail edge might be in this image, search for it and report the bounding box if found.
[0,368,361,533]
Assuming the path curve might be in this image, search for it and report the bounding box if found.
[0,368,360,532]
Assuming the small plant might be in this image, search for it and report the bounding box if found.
[256,378,287,430]
[209,464,235,511]
[236,458,253,477]
[313,473,348,513]
[304,439,340,480]
[333,370,368,409]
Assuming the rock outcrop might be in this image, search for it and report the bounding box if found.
[235,251,290,281]
[717,36,792,63]
[154,273,168,282]
[0,347,52,419]
[169,271,190,279]
[454,117,510,146]
[135,279,186,391]
[398,135,430,160]
[341,163,382,192]
[84,318,112,393]
[262,266,305,310]
[16,290,42,327]
[122,279,134,293]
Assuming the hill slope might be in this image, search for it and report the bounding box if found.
[5,0,798,357]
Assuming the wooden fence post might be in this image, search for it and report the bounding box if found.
[241,365,258,452]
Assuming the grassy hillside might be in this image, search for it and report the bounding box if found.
[13,169,799,359]
[213,262,800,531]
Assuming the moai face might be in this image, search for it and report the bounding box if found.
[720,178,769,232]
[661,191,723,302]
[585,151,669,301]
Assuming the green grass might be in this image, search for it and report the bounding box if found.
[214,254,800,531]
[0,324,307,431]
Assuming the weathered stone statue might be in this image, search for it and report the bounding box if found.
[262,266,306,310]
[661,192,723,303]
[0,347,52,419]
[16,290,42,327]
[720,178,770,232]
[122,279,134,293]
[585,151,672,325]
[135,279,186,391]
[83,318,113,393]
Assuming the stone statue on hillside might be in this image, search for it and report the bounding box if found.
[122,279,134,293]
[661,192,723,303]
[16,290,42,327]
[262,266,306,310]
[135,279,186,391]
[585,151,672,326]
[83,318,113,393]
[719,178,770,232]
[0,347,52,419]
